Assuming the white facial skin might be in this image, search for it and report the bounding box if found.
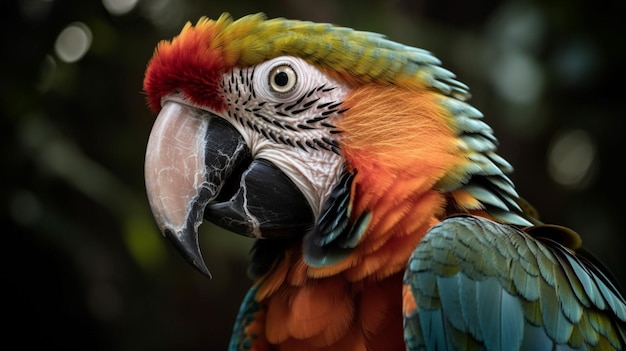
[218,56,351,218]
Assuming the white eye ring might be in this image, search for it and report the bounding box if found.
[268,64,297,93]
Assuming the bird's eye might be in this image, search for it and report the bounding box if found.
[269,64,297,93]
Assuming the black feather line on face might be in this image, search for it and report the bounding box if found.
[223,67,346,152]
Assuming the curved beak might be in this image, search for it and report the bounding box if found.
[145,101,250,277]
[145,100,313,277]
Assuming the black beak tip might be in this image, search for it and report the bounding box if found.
[164,228,212,278]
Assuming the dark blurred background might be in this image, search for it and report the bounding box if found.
[3,0,624,349]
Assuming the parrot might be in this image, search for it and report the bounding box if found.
[142,12,626,351]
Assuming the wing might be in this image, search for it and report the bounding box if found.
[403,215,626,351]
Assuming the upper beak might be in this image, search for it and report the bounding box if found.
[144,100,313,277]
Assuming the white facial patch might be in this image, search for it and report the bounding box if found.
[220,56,352,217]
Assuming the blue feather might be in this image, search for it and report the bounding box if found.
[457,274,482,340]
[438,275,467,332]
[419,309,453,351]
[500,288,525,350]
[476,277,502,350]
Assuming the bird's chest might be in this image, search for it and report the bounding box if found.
[258,271,406,351]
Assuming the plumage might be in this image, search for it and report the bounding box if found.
[142,12,626,350]
[406,216,625,350]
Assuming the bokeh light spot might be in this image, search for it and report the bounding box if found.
[548,129,596,189]
[490,51,543,104]
[102,0,138,16]
[123,215,167,272]
[140,0,188,31]
[552,39,599,88]
[54,22,92,63]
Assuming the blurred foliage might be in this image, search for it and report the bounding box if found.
[3,0,624,349]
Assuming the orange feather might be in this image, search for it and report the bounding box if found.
[402,283,417,316]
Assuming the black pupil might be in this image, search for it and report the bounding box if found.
[274,71,289,87]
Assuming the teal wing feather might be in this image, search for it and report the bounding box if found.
[228,284,265,351]
[403,215,626,351]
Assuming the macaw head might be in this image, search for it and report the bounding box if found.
[143,13,529,277]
